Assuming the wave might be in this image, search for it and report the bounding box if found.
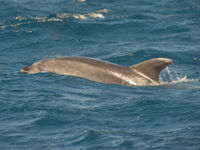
[0,9,112,30]
[70,129,104,147]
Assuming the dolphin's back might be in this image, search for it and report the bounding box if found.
[51,57,127,85]
[40,57,125,75]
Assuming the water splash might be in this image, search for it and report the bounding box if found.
[165,66,173,81]
[160,66,198,85]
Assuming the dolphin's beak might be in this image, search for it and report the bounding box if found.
[21,66,35,74]
[21,67,30,73]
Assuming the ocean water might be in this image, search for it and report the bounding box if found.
[0,0,200,149]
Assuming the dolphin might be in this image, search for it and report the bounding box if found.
[21,57,173,86]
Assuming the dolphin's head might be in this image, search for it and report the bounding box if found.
[21,59,46,74]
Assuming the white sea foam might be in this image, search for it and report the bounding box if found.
[72,14,88,20]
[47,18,63,22]
[97,9,112,13]
[56,13,70,19]
[161,76,199,87]
[15,16,27,21]
[88,13,105,19]
[77,0,86,3]
[0,22,26,29]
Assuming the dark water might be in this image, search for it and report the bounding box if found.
[0,0,200,149]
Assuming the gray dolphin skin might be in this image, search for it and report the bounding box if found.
[21,57,173,86]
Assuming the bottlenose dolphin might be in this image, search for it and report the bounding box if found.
[21,57,173,86]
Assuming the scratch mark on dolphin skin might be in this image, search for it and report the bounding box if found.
[111,71,136,85]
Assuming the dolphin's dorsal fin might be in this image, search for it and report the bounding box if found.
[130,58,173,82]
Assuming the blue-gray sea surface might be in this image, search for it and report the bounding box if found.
[0,0,200,149]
